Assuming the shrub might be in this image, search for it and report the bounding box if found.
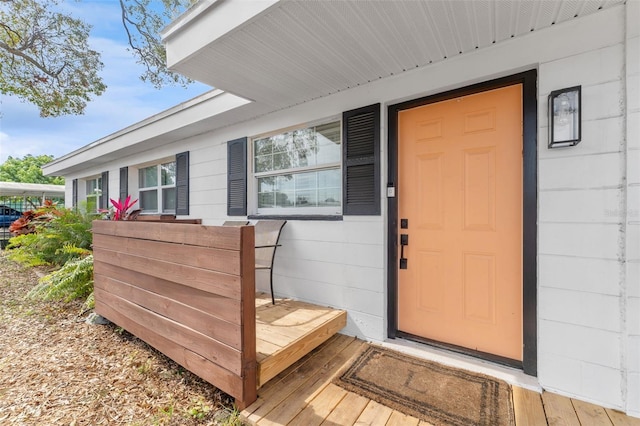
[7,195,138,308]
[6,206,94,267]
[9,200,62,235]
[102,195,138,221]
[6,203,96,307]
[28,250,94,306]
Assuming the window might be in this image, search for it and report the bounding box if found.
[85,177,102,212]
[138,161,176,213]
[253,121,342,215]
[227,103,380,218]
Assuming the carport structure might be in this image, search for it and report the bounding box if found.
[0,181,65,207]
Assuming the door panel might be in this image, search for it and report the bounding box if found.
[397,84,523,361]
[463,147,496,231]
[417,153,444,229]
[417,250,444,312]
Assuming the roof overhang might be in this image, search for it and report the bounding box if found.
[163,0,624,109]
[42,89,256,176]
[47,0,625,178]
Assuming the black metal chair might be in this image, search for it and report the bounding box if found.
[223,220,286,304]
[254,220,287,304]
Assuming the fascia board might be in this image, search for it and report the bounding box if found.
[163,0,280,70]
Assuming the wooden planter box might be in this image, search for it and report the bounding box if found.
[92,220,257,408]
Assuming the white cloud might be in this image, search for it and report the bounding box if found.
[0,2,209,166]
[0,131,76,163]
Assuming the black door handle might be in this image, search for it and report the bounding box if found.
[400,234,408,269]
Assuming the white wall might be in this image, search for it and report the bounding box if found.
[532,2,637,415]
[64,2,638,415]
[537,34,627,412]
[625,0,640,417]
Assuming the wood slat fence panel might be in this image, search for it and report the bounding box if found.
[96,277,242,350]
[93,234,241,275]
[94,221,242,250]
[92,220,257,408]
[96,249,242,299]
[93,261,242,325]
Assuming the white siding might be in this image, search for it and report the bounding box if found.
[533,4,630,411]
[625,0,640,417]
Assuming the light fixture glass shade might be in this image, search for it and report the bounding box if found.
[548,86,581,148]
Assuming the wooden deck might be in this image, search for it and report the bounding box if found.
[256,293,347,388]
[242,334,640,426]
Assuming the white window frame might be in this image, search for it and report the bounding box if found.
[138,161,177,214]
[250,117,343,216]
[85,176,102,213]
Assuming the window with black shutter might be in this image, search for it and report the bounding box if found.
[175,151,189,215]
[119,167,128,203]
[227,137,247,216]
[231,104,380,218]
[342,103,381,215]
[100,171,109,210]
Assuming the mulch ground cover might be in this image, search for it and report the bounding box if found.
[0,252,236,425]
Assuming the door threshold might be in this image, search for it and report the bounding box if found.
[381,336,542,393]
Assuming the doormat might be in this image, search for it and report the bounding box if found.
[333,345,514,426]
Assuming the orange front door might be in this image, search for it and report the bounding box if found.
[397,84,523,361]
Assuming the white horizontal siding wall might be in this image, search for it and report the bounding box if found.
[537,13,627,412]
[62,2,638,415]
[273,218,386,339]
[625,0,640,417]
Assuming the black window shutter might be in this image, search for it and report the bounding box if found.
[342,103,381,215]
[175,151,189,215]
[119,167,128,203]
[227,137,247,216]
[72,179,78,208]
[100,171,109,210]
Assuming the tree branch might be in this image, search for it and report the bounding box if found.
[119,0,153,75]
[0,40,59,78]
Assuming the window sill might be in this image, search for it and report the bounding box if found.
[248,214,342,221]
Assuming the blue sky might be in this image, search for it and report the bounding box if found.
[0,1,209,164]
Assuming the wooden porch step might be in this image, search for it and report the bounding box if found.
[255,293,348,388]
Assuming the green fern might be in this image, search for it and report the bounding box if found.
[6,234,49,266]
[29,254,94,303]
[84,291,95,310]
[5,207,94,267]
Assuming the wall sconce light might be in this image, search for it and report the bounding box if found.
[548,86,581,148]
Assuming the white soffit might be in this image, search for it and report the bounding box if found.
[168,0,624,109]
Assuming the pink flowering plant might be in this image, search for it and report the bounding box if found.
[101,195,138,220]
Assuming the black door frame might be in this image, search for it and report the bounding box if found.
[386,70,538,376]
